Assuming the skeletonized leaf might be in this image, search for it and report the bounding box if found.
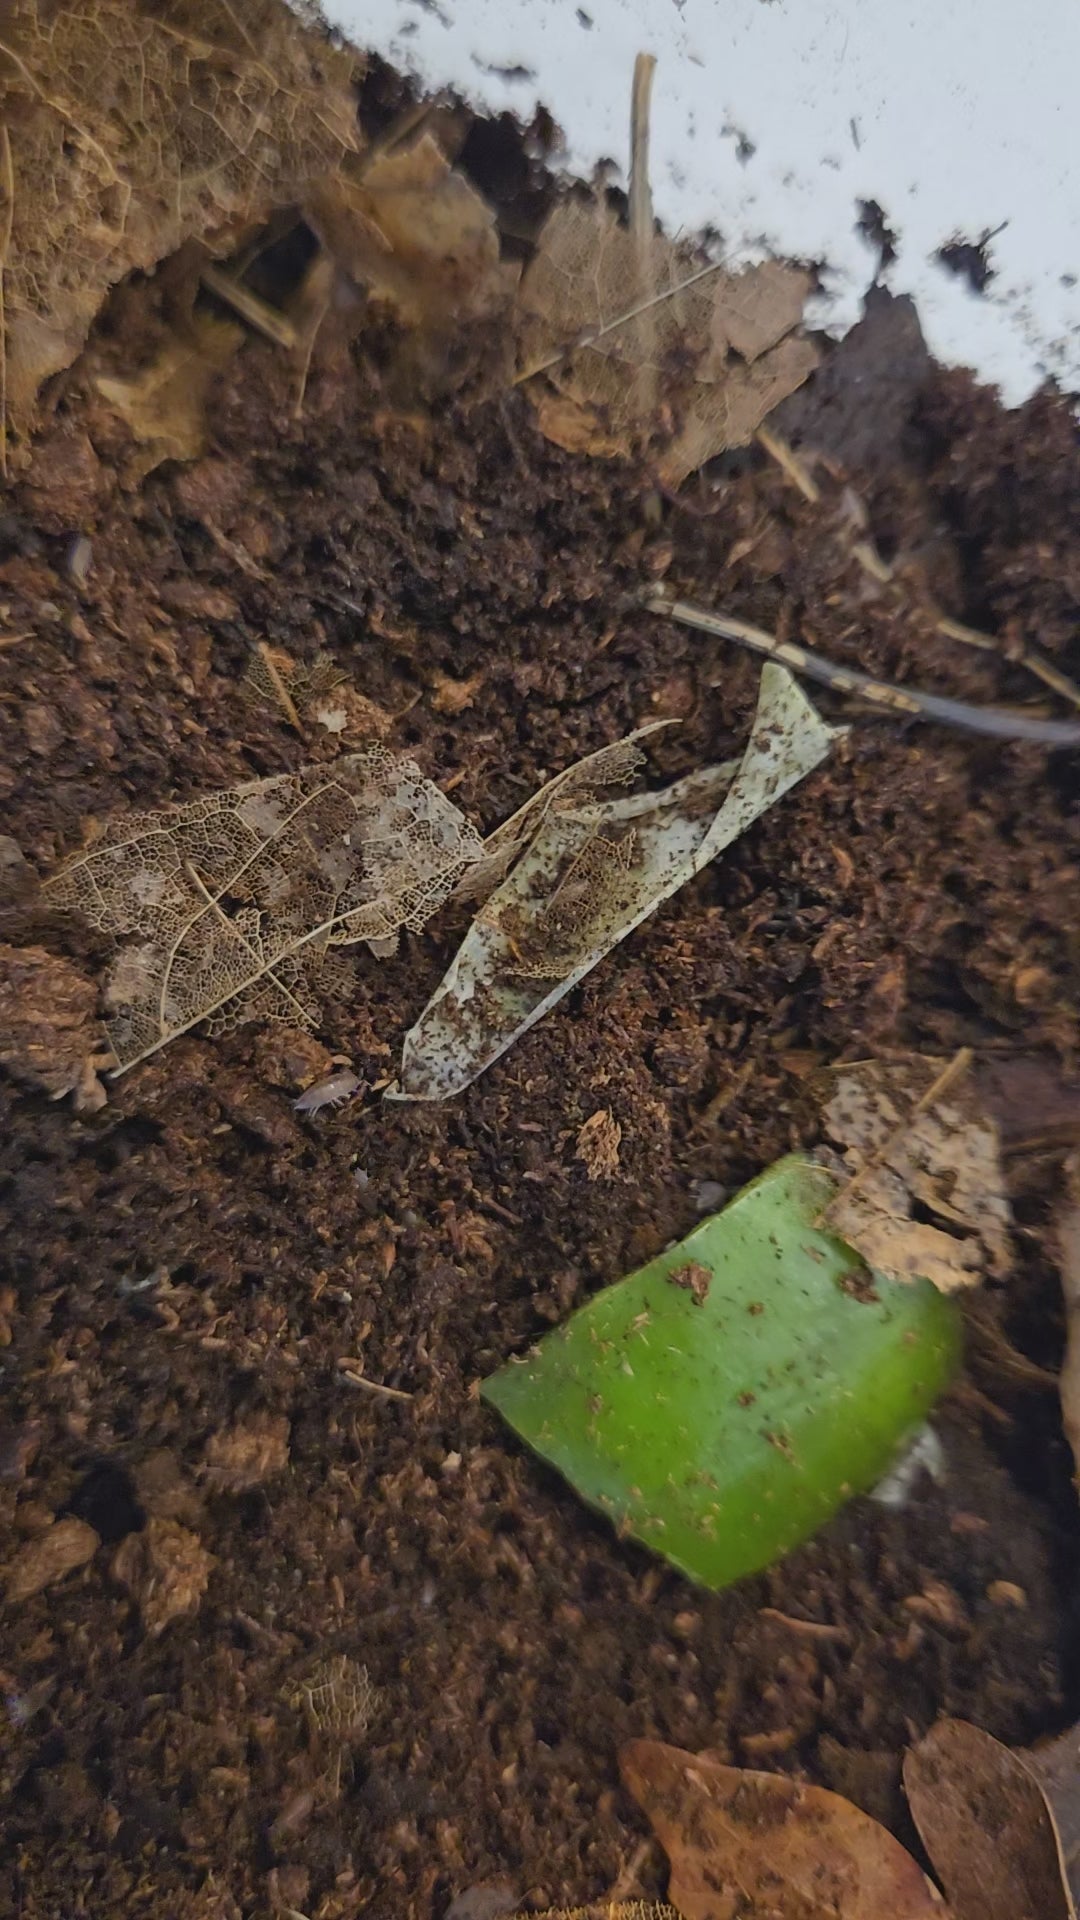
[904,1718,1073,1920]
[621,1739,948,1919]
[44,749,483,1073]
[516,197,819,483]
[821,1060,1011,1291]
[397,666,841,1100]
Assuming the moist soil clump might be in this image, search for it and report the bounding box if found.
[2,283,1080,1917]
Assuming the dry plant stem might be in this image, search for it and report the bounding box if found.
[200,264,297,349]
[821,1047,973,1225]
[0,124,13,480]
[514,257,727,385]
[255,639,308,737]
[629,52,657,419]
[1056,1155,1080,1486]
[756,425,1080,712]
[644,589,1080,746]
[338,1367,413,1404]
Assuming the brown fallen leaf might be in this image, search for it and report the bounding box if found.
[1026,1722,1080,1908]
[0,941,108,1111]
[820,1056,1010,1292]
[620,1738,948,1919]
[112,1517,215,1636]
[203,1412,290,1493]
[1055,1155,1080,1488]
[95,314,244,478]
[515,197,819,484]
[5,1515,100,1601]
[904,1718,1073,1920]
[305,132,518,334]
[576,1108,623,1181]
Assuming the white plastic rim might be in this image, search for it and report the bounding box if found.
[318,0,1080,407]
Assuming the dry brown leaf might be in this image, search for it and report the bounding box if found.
[95,314,243,478]
[1055,1157,1080,1488]
[0,0,362,446]
[905,1718,1073,1920]
[0,940,108,1110]
[5,1515,99,1600]
[304,131,518,331]
[621,1738,948,1919]
[516,198,819,483]
[111,1517,215,1635]
[576,1107,623,1181]
[203,1412,290,1492]
[1026,1723,1080,1908]
[821,1058,1011,1292]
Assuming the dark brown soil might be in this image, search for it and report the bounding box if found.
[3,276,1080,1920]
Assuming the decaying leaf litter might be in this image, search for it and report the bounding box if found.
[2,22,1076,1920]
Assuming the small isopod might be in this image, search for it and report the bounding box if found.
[293,1068,363,1115]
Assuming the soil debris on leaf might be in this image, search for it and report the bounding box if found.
[400,665,841,1100]
[904,1717,1073,1920]
[516,195,819,482]
[820,1056,1011,1291]
[621,1737,948,1918]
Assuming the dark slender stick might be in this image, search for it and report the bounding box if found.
[644,588,1080,747]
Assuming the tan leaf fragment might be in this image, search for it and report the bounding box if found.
[0,0,364,445]
[5,1515,99,1600]
[821,1058,1011,1292]
[0,941,108,1110]
[245,646,392,743]
[284,1653,380,1747]
[304,131,518,331]
[1026,1720,1080,1910]
[621,1738,948,1920]
[203,1412,290,1492]
[516,198,819,484]
[905,1718,1073,1920]
[576,1107,622,1181]
[112,1517,214,1635]
[95,314,244,478]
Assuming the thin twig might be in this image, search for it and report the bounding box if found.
[0,125,14,480]
[644,588,1080,746]
[756,425,1080,712]
[200,263,297,349]
[629,52,657,420]
[759,1607,849,1642]
[514,259,727,386]
[755,424,820,503]
[338,1365,413,1404]
[820,1047,972,1225]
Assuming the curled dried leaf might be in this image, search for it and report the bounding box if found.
[904,1718,1073,1920]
